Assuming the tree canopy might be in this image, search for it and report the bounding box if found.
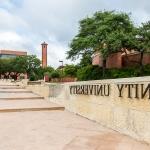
[0,55,52,80]
[67,11,137,61]
[138,21,150,52]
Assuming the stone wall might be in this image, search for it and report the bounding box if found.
[49,76,150,144]
[26,84,50,98]
[25,83,64,98]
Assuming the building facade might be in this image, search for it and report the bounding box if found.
[0,50,27,59]
[92,51,150,68]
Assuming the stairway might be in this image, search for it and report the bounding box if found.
[0,82,65,113]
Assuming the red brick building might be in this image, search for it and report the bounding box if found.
[92,50,150,68]
[0,50,27,59]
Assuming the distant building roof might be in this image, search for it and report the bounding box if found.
[0,50,27,56]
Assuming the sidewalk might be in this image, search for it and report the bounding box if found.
[0,111,149,150]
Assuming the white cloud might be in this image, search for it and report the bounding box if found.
[0,8,28,31]
[0,32,27,50]
[0,32,22,43]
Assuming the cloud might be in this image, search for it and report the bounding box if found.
[106,0,150,25]
[0,32,22,43]
[0,31,32,51]
[0,8,28,31]
[0,0,149,68]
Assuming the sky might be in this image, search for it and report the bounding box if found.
[0,0,149,68]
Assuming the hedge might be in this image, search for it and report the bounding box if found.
[77,65,150,81]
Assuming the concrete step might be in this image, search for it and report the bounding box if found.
[0,89,32,92]
[0,84,19,86]
[0,91,32,93]
[0,107,65,113]
[0,97,44,100]
[0,86,24,89]
[0,93,43,99]
[0,82,65,113]
[0,100,65,113]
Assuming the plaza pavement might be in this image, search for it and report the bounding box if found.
[0,80,150,150]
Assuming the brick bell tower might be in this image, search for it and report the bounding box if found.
[41,42,48,68]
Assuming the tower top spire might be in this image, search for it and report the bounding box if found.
[41,42,48,45]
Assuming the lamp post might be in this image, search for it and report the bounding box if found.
[59,60,63,67]
[59,60,64,76]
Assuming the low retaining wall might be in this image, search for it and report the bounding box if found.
[26,84,50,98]
[25,83,64,98]
[24,76,150,144]
[49,76,150,144]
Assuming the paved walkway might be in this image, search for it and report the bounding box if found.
[0,80,150,150]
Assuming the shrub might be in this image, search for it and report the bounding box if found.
[143,65,150,76]
[105,68,139,79]
[50,71,60,78]
[44,71,51,76]
[76,64,150,81]
[77,65,103,81]
[64,65,78,77]
[29,73,39,81]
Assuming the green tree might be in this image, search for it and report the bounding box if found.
[11,56,27,80]
[0,55,42,80]
[67,11,136,77]
[136,21,150,74]
[77,65,103,81]
[79,53,92,67]
[25,55,41,77]
[42,66,54,73]
[64,65,78,77]
[12,55,41,80]
[50,70,60,78]
[0,59,14,79]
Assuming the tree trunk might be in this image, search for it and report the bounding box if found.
[140,51,144,75]
[102,59,106,78]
